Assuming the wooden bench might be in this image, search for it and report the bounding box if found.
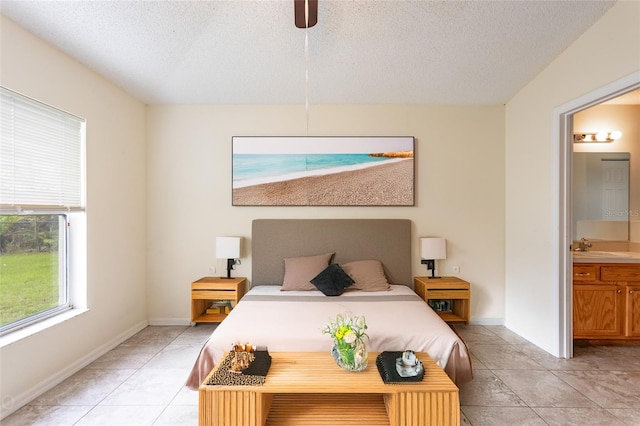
[198,351,460,426]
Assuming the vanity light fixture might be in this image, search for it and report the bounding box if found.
[420,237,447,279]
[216,236,242,279]
[573,131,622,143]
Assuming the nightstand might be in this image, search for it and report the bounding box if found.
[413,276,470,324]
[191,276,246,324]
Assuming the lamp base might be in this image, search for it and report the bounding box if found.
[421,259,442,279]
[221,258,237,279]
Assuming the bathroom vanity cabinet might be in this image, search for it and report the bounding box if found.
[573,263,640,340]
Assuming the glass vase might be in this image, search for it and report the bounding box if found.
[331,338,368,372]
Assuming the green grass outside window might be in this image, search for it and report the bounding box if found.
[0,252,59,327]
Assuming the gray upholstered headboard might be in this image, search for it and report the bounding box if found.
[251,219,412,286]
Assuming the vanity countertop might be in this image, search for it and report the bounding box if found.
[572,251,640,264]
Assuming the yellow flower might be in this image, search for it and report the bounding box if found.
[335,325,349,340]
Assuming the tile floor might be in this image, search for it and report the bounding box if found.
[455,324,640,426]
[3,324,640,425]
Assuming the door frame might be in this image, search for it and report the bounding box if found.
[553,71,640,358]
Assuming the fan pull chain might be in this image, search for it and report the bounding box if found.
[305,0,309,136]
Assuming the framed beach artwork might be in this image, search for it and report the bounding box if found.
[231,136,414,206]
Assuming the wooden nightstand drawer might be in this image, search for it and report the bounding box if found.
[426,289,470,299]
[192,290,239,300]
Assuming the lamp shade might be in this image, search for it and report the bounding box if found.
[420,237,446,260]
[216,236,241,259]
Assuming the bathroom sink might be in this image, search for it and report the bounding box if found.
[573,251,632,258]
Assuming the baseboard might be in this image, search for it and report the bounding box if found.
[0,320,148,420]
[469,317,504,326]
[148,317,192,326]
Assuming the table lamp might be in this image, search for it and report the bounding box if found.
[420,237,446,279]
[216,236,241,279]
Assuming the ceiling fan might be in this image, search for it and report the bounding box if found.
[294,0,318,28]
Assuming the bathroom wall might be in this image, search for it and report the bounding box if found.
[574,104,640,243]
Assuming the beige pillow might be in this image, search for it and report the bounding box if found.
[341,260,390,291]
[281,253,334,291]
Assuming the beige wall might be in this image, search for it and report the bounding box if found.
[574,105,640,242]
[505,1,640,355]
[146,104,506,324]
[0,16,147,417]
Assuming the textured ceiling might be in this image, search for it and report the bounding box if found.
[0,0,616,105]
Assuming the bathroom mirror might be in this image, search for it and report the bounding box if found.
[573,152,630,241]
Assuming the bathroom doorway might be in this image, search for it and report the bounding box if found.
[555,73,640,359]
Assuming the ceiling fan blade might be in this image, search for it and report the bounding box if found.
[294,0,318,28]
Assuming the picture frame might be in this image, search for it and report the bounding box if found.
[232,136,414,206]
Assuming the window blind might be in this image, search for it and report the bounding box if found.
[0,87,85,212]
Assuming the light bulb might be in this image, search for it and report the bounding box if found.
[610,130,622,140]
[595,132,608,142]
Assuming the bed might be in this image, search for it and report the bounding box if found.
[186,219,472,389]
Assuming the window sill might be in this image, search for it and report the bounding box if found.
[0,308,89,348]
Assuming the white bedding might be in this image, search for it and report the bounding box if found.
[186,285,472,389]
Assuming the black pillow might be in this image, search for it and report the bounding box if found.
[310,264,355,296]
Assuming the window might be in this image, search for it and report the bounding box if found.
[0,87,85,335]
